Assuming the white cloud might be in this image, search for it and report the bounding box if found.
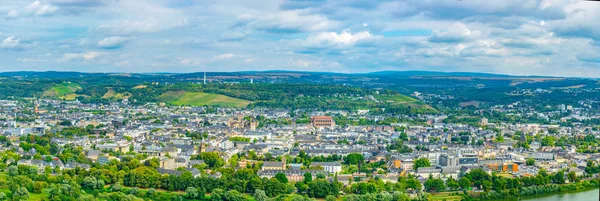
[98,19,188,35]
[1,37,33,49]
[307,30,375,46]
[213,53,234,60]
[429,22,481,43]
[61,52,100,61]
[240,10,337,32]
[97,36,129,48]
[25,1,58,16]
[95,1,188,35]
[6,10,19,19]
[549,1,600,40]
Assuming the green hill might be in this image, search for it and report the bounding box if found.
[375,94,418,104]
[43,82,81,98]
[376,94,437,112]
[159,91,250,108]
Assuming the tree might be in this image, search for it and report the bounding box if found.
[253,190,268,201]
[344,153,364,165]
[13,187,29,201]
[413,158,431,170]
[0,192,5,201]
[376,192,393,201]
[325,195,336,201]
[481,181,492,192]
[552,170,565,184]
[225,190,246,201]
[274,172,289,183]
[424,178,445,192]
[459,177,471,189]
[405,178,422,191]
[303,172,313,183]
[147,188,156,197]
[83,176,98,189]
[186,187,199,199]
[567,171,579,182]
[130,187,139,195]
[308,179,336,198]
[446,178,459,190]
[526,158,535,166]
[111,183,122,192]
[541,136,555,147]
[7,165,18,176]
[199,152,225,169]
[211,189,225,201]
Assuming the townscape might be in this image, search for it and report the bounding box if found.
[0,72,600,201]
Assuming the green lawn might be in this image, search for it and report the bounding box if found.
[429,192,464,201]
[168,92,251,108]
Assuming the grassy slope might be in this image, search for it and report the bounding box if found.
[376,94,418,104]
[43,83,82,100]
[102,88,131,99]
[376,94,437,112]
[163,91,250,108]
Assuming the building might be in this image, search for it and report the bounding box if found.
[415,167,441,179]
[258,170,325,182]
[439,154,459,167]
[310,116,335,128]
[227,114,258,130]
[261,158,286,170]
[486,163,519,172]
[160,158,176,170]
[310,162,342,173]
[480,117,489,125]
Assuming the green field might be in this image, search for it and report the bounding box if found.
[429,192,464,201]
[162,91,250,108]
[43,82,81,98]
[376,94,418,104]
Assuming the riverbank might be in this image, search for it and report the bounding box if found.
[477,179,600,201]
[519,188,599,201]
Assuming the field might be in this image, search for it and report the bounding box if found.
[162,91,250,108]
[429,192,464,201]
[375,94,418,104]
[43,82,81,97]
[376,94,437,112]
[102,88,131,99]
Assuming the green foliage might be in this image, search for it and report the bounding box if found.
[229,137,251,142]
[424,178,445,192]
[198,152,225,169]
[274,172,288,183]
[526,158,535,166]
[413,158,431,170]
[344,153,364,165]
[253,189,268,201]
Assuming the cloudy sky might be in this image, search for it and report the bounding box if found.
[0,0,599,76]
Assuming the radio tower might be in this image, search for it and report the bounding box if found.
[203,66,207,84]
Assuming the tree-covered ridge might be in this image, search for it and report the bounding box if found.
[0,78,436,114]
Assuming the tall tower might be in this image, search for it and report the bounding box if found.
[203,66,207,84]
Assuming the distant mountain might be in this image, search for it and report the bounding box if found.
[363,71,521,77]
[0,70,566,79]
[0,71,107,78]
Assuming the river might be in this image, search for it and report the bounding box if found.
[521,188,599,201]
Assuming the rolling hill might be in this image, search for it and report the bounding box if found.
[159,91,250,108]
[43,82,82,100]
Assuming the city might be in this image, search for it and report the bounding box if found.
[2,0,600,200]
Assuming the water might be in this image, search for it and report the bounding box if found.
[521,188,600,201]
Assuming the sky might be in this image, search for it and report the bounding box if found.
[0,0,599,77]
